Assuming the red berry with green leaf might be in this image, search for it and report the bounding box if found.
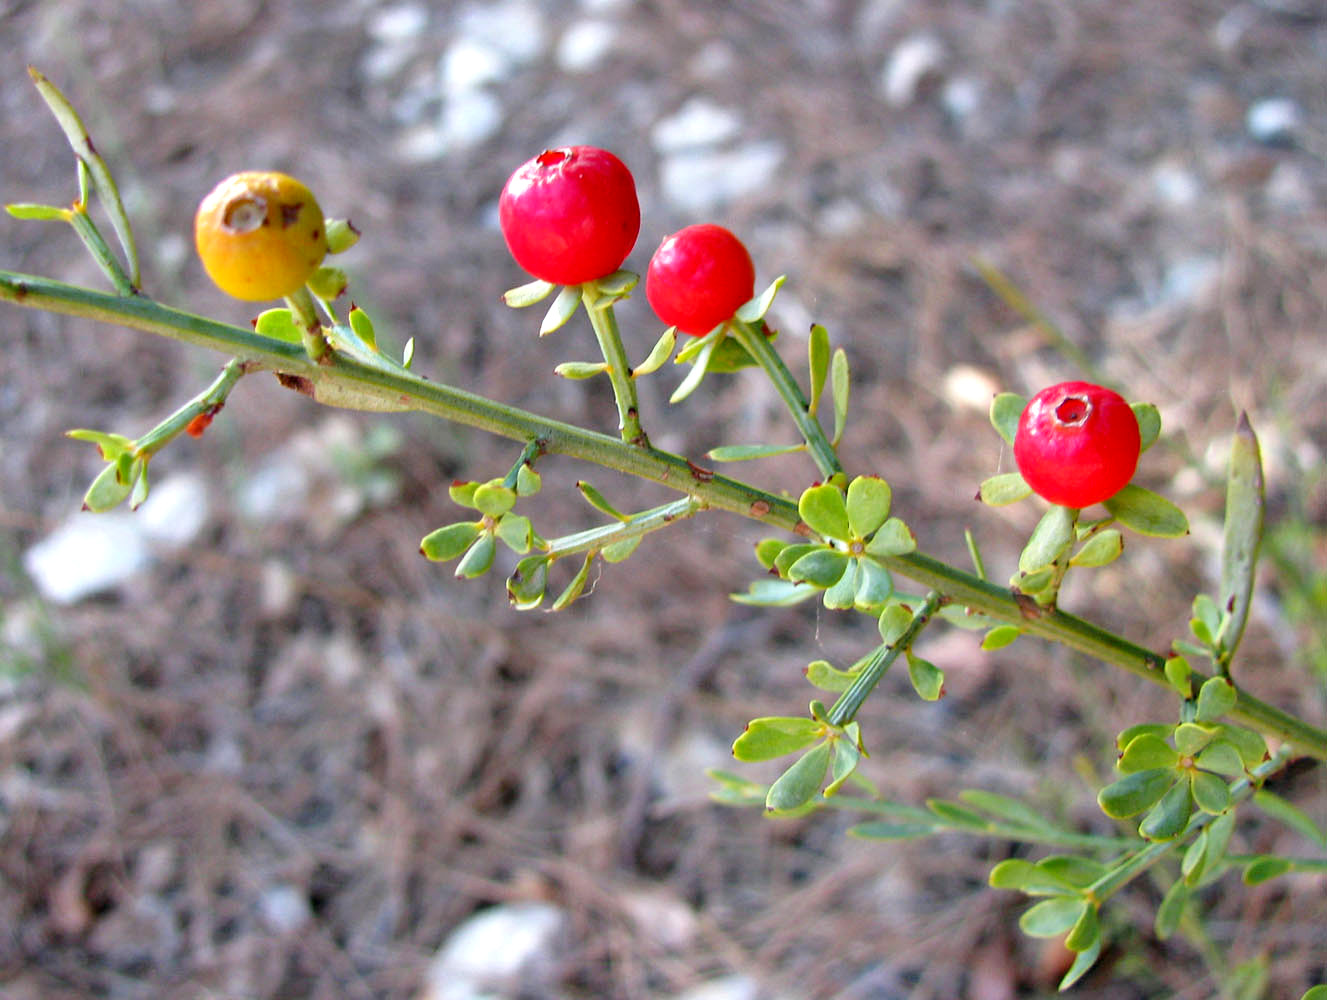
[498,146,640,286]
[1013,381,1141,508]
[646,223,756,336]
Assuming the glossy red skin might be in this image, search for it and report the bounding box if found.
[498,146,640,285]
[1013,381,1141,508]
[646,224,756,336]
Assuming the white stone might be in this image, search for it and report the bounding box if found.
[439,89,505,150]
[442,38,508,94]
[942,365,999,413]
[421,902,565,1000]
[941,76,981,125]
[259,884,312,934]
[651,97,742,154]
[456,1,546,66]
[1246,97,1302,145]
[659,141,784,213]
[136,473,210,548]
[557,20,618,72]
[369,3,428,43]
[880,33,946,108]
[237,458,310,522]
[23,513,150,604]
[1150,159,1200,210]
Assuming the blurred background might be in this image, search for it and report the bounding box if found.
[2,1,1326,997]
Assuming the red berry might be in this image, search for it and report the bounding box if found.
[646,224,756,336]
[1013,381,1141,508]
[498,146,640,285]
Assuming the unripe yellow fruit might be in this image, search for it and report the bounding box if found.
[194,171,327,301]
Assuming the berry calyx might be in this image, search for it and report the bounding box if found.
[645,224,756,337]
[1013,381,1141,508]
[498,146,640,286]
[194,172,328,301]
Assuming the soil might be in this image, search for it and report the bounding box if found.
[2,2,1326,998]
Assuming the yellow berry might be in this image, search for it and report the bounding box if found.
[194,171,328,301]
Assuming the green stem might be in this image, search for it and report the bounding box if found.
[501,439,544,490]
[133,357,249,456]
[68,205,134,296]
[582,282,648,447]
[3,269,1326,760]
[543,497,701,559]
[728,317,842,480]
[828,591,942,725]
[284,287,328,362]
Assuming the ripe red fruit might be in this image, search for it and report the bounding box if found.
[1013,381,1141,508]
[646,224,756,336]
[498,146,640,286]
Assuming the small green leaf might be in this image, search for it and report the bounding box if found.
[503,277,556,308]
[448,480,479,508]
[807,323,831,416]
[862,517,916,558]
[495,513,533,554]
[706,768,769,808]
[540,284,583,335]
[733,716,823,762]
[632,327,676,377]
[798,483,851,541]
[1253,790,1327,849]
[1193,592,1222,636]
[1155,878,1189,939]
[825,735,862,796]
[307,265,347,301]
[1218,724,1269,769]
[906,653,944,701]
[1195,739,1245,777]
[853,559,894,610]
[877,603,912,646]
[1070,528,1123,567]
[1064,902,1100,953]
[1131,401,1161,452]
[507,555,549,610]
[1139,780,1193,840]
[830,347,850,446]
[804,659,858,692]
[128,457,150,510]
[821,558,859,609]
[402,336,415,369]
[773,542,822,578]
[254,308,303,344]
[347,304,377,350]
[1190,770,1231,814]
[67,428,133,460]
[845,475,891,538]
[787,548,850,588]
[1098,768,1175,819]
[549,551,594,611]
[1118,733,1179,773]
[1173,723,1218,757]
[1058,935,1102,991]
[1039,855,1108,889]
[601,536,641,563]
[1205,810,1236,868]
[765,741,831,812]
[82,461,133,512]
[1164,655,1193,698]
[1019,504,1076,574]
[669,333,718,403]
[473,481,516,518]
[420,521,481,561]
[735,275,784,324]
[593,268,638,297]
[1019,896,1086,938]
[707,443,806,462]
[515,463,542,497]
[553,361,610,379]
[6,202,71,221]
[1300,987,1327,1000]
[454,532,497,579]
[324,217,360,254]
[980,625,1022,651]
[1117,723,1173,753]
[576,480,627,521]
[1103,484,1189,538]
[730,578,818,607]
[1195,675,1237,722]
[990,392,1026,447]
[1242,855,1292,885]
[754,538,788,571]
[960,790,1050,831]
[989,859,1067,894]
[925,798,990,831]
[977,471,1032,506]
